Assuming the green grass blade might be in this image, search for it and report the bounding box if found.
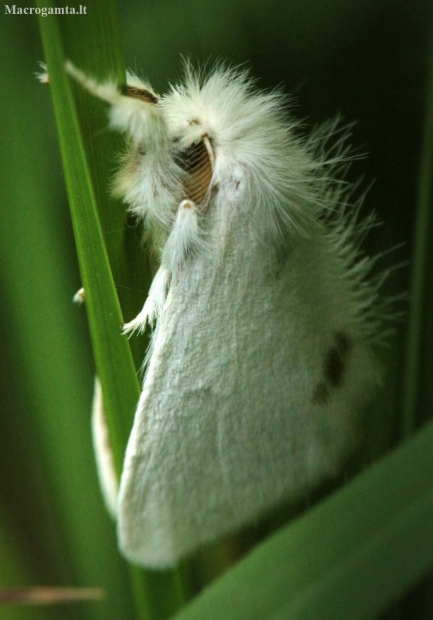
[51,1,153,360]
[36,2,186,617]
[0,10,135,620]
[37,4,138,473]
[173,420,433,620]
[401,7,433,436]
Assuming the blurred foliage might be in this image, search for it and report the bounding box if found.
[0,0,431,618]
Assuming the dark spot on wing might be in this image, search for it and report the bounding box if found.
[311,331,353,405]
[324,332,352,388]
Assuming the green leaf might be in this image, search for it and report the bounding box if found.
[0,8,135,620]
[36,1,186,618]
[173,420,433,620]
[37,0,138,476]
[402,14,433,436]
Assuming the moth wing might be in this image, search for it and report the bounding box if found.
[91,377,118,518]
[117,223,378,569]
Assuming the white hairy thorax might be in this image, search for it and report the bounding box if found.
[64,60,389,568]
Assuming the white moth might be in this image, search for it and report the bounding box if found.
[64,60,386,569]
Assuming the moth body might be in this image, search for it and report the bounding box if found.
[66,61,386,568]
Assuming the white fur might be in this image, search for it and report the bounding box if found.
[65,60,389,568]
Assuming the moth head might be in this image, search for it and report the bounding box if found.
[157,82,218,210]
[65,59,322,248]
[171,134,214,207]
[116,76,216,216]
[115,63,317,246]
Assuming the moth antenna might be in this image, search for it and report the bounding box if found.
[64,60,122,105]
[64,60,167,146]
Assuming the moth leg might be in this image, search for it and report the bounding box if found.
[161,199,206,280]
[123,200,205,335]
[35,62,49,84]
[73,287,85,304]
[122,266,170,335]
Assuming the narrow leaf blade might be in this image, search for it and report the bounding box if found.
[173,421,433,620]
